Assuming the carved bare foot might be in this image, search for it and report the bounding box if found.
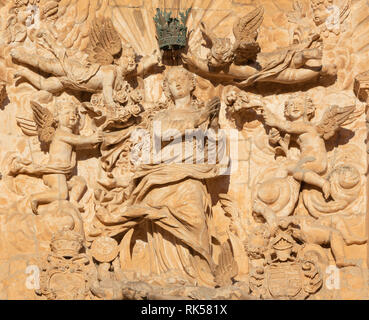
[8,156,24,176]
[336,258,358,268]
[320,64,337,77]
[30,197,39,215]
[345,236,367,246]
[322,180,331,200]
[302,48,323,60]
[10,47,25,61]
[13,69,28,81]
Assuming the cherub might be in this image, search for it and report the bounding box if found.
[262,94,358,200]
[279,214,366,268]
[182,6,335,87]
[10,17,161,108]
[309,0,350,33]
[253,200,367,268]
[10,94,103,213]
[5,4,32,44]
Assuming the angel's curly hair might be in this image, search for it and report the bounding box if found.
[310,0,331,10]
[208,39,235,67]
[284,93,315,121]
[121,44,136,59]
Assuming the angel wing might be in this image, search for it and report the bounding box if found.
[233,6,264,45]
[30,100,58,144]
[16,116,38,137]
[232,6,264,64]
[286,1,306,24]
[219,193,247,241]
[40,1,60,21]
[316,104,360,140]
[214,240,238,287]
[339,0,351,25]
[87,17,122,65]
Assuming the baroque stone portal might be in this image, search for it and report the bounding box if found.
[0,0,368,300]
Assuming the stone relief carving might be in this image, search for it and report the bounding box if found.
[0,0,367,300]
[182,5,336,88]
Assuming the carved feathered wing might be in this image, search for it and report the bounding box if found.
[30,101,57,144]
[219,193,247,241]
[232,6,264,63]
[88,17,122,65]
[219,193,239,220]
[233,6,264,44]
[340,0,351,25]
[16,116,38,137]
[316,105,359,140]
[200,22,217,46]
[286,1,306,24]
[214,240,238,287]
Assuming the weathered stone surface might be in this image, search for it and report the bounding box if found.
[0,0,368,300]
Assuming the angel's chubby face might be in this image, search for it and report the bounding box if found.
[58,103,79,129]
[208,39,234,67]
[285,99,305,121]
[119,48,137,73]
[310,0,329,26]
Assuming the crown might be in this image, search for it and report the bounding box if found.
[154,8,191,50]
[50,229,84,258]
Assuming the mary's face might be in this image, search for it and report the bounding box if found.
[167,70,192,100]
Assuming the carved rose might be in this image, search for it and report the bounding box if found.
[114,90,129,105]
[90,94,103,106]
[130,90,143,104]
[129,104,142,117]
[117,108,130,121]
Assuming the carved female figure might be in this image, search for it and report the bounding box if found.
[94,67,222,287]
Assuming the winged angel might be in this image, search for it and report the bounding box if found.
[10,17,161,108]
[262,94,359,200]
[182,6,335,87]
[10,95,102,214]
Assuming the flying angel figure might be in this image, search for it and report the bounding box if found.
[10,17,161,109]
[261,94,361,200]
[198,6,264,67]
[182,6,334,87]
